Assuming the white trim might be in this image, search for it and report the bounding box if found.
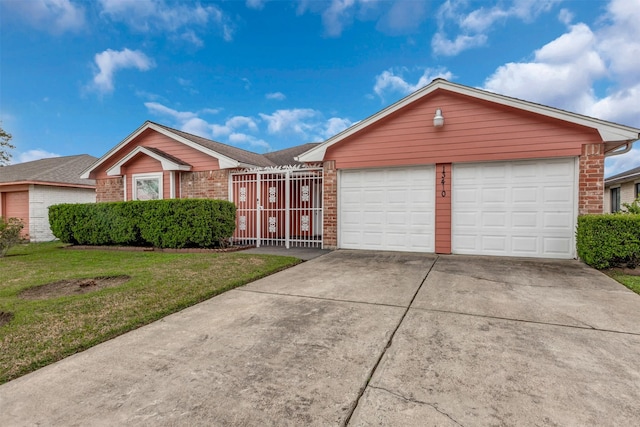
[169,171,175,199]
[132,172,163,201]
[296,79,640,163]
[81,121,250,179]
[106,146,191,176]
[123,175,127,201]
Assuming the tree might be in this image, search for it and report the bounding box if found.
[1,124,15,166]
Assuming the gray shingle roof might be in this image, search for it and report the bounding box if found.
[0,154,97,186]
[264,143,321,166]
[153,123,277,168]
[605,164,640,185]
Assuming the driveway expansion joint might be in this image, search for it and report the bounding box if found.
[413,307,640,336]
[342,256,439,426]
[367,385,465,427]
[234,288,409,309]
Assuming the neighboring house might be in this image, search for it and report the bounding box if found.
[604,164,640,213]
[83,79,640,259]
[0,155,97,241]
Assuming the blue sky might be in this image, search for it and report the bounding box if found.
[1,0,639,177]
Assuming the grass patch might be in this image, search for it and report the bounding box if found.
[606,271,640,296]
[0,242,300,384]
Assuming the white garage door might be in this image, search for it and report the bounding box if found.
[452,158,577,258]
[339,166,435,252]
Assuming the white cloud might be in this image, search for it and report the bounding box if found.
[266,92,286,101]
[145,102,272,150]
[373,67,454,100]
[296,0,429,37]
[605,144,640,178]
[146,102,352,148]
[375,0,427,35]
[91,48,155,94]
[432,0,560,56]
[481,0,640,176]
[2,0,85,34]
[323,117,353,138]
[259,108,353,141]
[17,150,61,164]
[484,23,606,113]
[260,109,318,135]
[98,0,234,43]
[246,0,268,10]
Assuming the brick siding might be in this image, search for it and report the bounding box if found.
[96,178,124,202]
[322,160,337,249]
[180,170,230,200]
[578,143,605,214]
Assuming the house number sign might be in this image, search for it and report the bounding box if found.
[441,165,446,197]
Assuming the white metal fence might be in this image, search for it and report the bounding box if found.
[230,166,323,248]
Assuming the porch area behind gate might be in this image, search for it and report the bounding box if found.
[231,167,323,248]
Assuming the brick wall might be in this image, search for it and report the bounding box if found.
[96,178,124,202]
[578,143,605,214]
[30,185,96,242]
[323,160,337,248]
[180,170,230,200]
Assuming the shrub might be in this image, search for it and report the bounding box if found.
[576,214,640,269]
[0,217,24,257]
[622,197,640,214]
[49,199,236,249]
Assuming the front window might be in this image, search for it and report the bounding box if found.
[133,173,163,200]
[635,182,640,199]
[611,187,621,213]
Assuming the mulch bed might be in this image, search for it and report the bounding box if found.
[19,276,131,300]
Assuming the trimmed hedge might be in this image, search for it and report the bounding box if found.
[576,214,640,269]
[49,199,236,248]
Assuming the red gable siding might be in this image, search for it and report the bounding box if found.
[325,91,602,169]
[91,129,220,179]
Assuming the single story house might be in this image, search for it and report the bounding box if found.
[604,165,640,213]
[82,79,640,259]
[0,154,97,241]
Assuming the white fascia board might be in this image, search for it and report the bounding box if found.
[106,146,192,176]
[296,79,640,162]
[81,121,241,178]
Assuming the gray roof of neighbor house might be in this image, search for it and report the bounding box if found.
[0,154,97,187]
[605,165,640,186]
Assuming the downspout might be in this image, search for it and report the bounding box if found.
[605,141,634,157]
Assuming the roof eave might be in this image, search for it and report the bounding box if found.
[297,79,640,162]
[82,121,244,178]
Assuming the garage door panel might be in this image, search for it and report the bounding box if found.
[482,188,507,203]
[453,158,576,259]
[512,212,538,228]
[340,166,435,252]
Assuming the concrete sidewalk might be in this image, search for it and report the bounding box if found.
[1,251,640,426]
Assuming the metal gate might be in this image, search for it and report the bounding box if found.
[230,166,323,248]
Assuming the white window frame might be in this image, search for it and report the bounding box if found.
[132,172,163,201]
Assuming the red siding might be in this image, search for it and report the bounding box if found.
[2,190,30,238]
[325,91,602,169]
[91,129,220,179]
[435,163,451,254]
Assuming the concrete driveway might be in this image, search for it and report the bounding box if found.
[1,250,640,426]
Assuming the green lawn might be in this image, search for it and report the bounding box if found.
[606,271,640,295]
[0,242,300,384]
